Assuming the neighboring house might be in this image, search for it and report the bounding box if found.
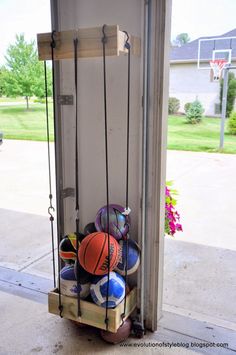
[169,29,236,116]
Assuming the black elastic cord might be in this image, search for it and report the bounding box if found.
[124,31,131,210]
[73,37,81,318]
[50,31,63,317]
[102,24,111,332]
[121,31,131,323]
[44,60,56,288]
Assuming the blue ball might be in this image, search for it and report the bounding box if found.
[115,238,140,276]
[90,272,125,308]
[60,265,90,299]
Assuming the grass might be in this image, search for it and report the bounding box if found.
[168,115,236,154]
[0,104,54,141]
[0,104,236,153]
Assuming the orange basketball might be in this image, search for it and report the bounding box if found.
[78,232,120,275]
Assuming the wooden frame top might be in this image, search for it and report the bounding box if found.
[37,25,140,60]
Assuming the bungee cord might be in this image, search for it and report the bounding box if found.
[73,37,82,317]
[101,24,111,331]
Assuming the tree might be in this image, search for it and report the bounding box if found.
[186,100,204,124]
[172,33,191,47]
[0,66,7,96]
[220,72,236,118]
[2,34,51,109]
[228,111,236,135]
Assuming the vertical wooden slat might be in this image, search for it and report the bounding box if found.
[144,0,172,331]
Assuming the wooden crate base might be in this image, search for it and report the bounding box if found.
[48,287,137,333]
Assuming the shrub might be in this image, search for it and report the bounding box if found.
[184,102,191,114]
[220,72,236,117]
[186,100,204,124]
[34,98,46,104]
[168,97,180,114]
[228,111,236,135]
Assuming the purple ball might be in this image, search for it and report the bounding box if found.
[95,204,130,240]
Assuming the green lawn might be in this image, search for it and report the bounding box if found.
[0,104,54,141]
[1,106,236,153]
[168,115,236,154]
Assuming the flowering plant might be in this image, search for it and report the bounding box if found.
[165,182,182,236]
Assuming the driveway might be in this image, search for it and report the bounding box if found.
[0,140,55,278]
[0,139,55,216]
[1,140,236,250]
[167,150,236,251]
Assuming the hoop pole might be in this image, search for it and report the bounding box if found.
[220,68,229,150]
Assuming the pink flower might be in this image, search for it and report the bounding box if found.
[165,184,183,237]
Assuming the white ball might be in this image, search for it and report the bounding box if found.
[90,271,125,308]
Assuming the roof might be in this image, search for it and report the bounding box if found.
[170,29,236,63]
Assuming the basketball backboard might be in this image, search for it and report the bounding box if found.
[197,36,236,70]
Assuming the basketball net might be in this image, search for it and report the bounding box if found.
[210,59,227,82]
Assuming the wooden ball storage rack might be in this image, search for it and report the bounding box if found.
[37,25,140,333]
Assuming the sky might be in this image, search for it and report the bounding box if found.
[171,0,236,41]
[0,0,51,65]
[0,0,236,65]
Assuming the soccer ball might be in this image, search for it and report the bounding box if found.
[115,238,140,276]
[60,265,90,299]
[90,272,125,308]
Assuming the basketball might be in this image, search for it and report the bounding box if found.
[60,265,90,299]
[78,232,120,275]
[95,204,130,240]
[100,318,132,344]
[90,271,125,308]
[59,234,78,263]
[115,238,140,276]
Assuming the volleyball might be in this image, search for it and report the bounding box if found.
[90,271,125,308]
[78,232,120,275]
[115,238,140,276]
[59,234,78,263]
[60,265,90,299]
[95,204,130,240]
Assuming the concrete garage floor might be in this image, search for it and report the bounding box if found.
[1,289,208,355]
[164,239,236,329]
[0,141,236,353]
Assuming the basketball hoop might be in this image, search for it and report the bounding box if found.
[210,59,227,81]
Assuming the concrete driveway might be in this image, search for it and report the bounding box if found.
[1,140,236,250]
[166,150,236,251]
[0,140,55,278]
[0,139,55,216]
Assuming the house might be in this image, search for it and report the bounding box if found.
[169,29,236,116]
